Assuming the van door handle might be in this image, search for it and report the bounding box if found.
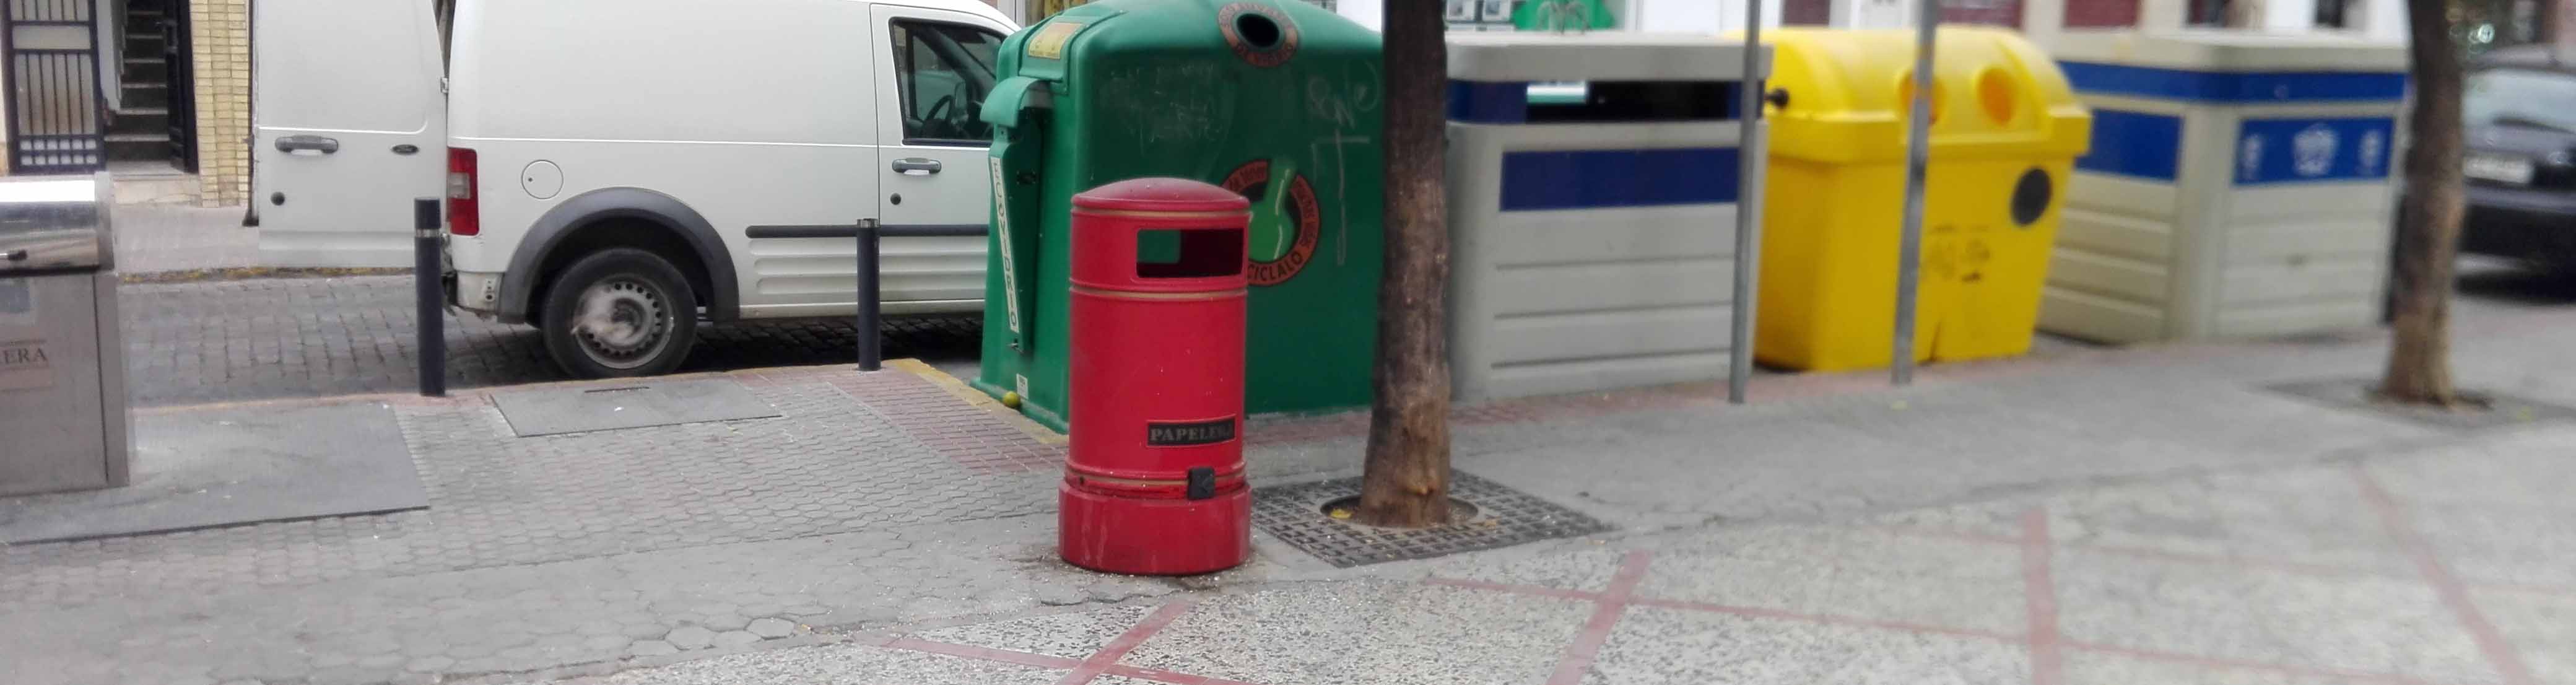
[891,158,942,175]
[276,135,340,154]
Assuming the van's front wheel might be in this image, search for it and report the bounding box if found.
[540,248,698,378]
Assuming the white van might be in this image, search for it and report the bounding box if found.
[251,0,1013,377]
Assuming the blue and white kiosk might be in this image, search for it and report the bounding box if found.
[2040,32,2408,344]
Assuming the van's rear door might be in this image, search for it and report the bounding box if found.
[250,0,446,267]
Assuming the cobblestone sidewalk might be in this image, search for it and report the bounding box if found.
[1,360,1095,685]
[118,276,978,407]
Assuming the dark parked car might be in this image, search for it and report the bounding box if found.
[2460,47,2576,268]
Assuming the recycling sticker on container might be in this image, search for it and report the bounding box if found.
[2233,117,2397,185]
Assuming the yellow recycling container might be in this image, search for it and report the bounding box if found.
[1752,27,2091,371]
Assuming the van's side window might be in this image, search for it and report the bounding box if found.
[890,21,1004,146]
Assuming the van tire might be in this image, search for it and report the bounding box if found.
[539,248,699,378]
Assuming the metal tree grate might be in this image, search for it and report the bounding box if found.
[1252,471,1612,568]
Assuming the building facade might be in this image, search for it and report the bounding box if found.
[4,0,2563,208]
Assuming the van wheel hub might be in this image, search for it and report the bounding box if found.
[571,277,671,370]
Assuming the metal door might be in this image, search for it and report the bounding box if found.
[248,0,445,268]
[1,0,108,173]
[868,6,1006,306]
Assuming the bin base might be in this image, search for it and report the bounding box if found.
[1059,482,1250,576]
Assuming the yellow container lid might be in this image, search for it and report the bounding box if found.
[1747,27,2092,164]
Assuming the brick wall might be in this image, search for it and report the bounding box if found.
[190,0,250,207]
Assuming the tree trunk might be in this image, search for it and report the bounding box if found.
[2379,0,2466,406]
[1356,0,1453,529]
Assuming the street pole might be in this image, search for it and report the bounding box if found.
[1728,0,1767,404]
[1892,0,1937,386]
[855,218,882,372]
[412,198,445,397]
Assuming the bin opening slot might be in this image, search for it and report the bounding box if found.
[1137,229,1245,279]
[1526,81,1740,123]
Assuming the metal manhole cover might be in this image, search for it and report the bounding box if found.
[492,378,783,437]
[1251,471,1612,567]
[2265,378,2576,431]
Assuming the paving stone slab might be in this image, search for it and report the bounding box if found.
[2061,649,2351,685]
[2470,588,2576,685]
[548,642,1067,685]
[2042,470,2413,577]
[1421,541,1630,592]
[2051,548,2501,684]
[909,604,1149,661]
[2364,432,2576,510]
[1583,606,2027,685]
[491,379,781,437]
[2406,501,2576,589]
[1120,580,1592,685]
[0,401,425,544]
[1636,525,2029,636]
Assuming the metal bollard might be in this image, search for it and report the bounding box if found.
[855,219,883,372]
[1730,5,1768,404]
[414,197,446,397]
[853,220,985,373]
[1892,4,1940,386]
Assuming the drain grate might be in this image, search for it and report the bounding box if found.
[2266,378,2576,430]
[1251,471,1612,568]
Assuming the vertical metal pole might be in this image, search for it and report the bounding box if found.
[855,219,883,372]
[1892,0,1938,386]
[1728,0,1767,404]
[412,198,446,398]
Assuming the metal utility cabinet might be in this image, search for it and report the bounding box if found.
[0,173,129,497]
[2043,32,2406,343]
[1443,33,1767,401]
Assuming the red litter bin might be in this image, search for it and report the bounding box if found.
[1060,178,1252,575]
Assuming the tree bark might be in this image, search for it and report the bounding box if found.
[1356,0,1453,529]
[2380,0,2466,406]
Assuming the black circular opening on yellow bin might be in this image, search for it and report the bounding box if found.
[1235,12,1283,49]
[2010,167,2052,227]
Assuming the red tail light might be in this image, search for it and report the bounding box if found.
[446,147,480,237]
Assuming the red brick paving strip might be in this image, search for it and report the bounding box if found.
[2019,508,2066,685]
[1056,601,1198,685]
[2352,466,2540,685]
[1543,550,1655,685]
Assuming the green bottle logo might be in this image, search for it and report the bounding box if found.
[1222,159,1320,286]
